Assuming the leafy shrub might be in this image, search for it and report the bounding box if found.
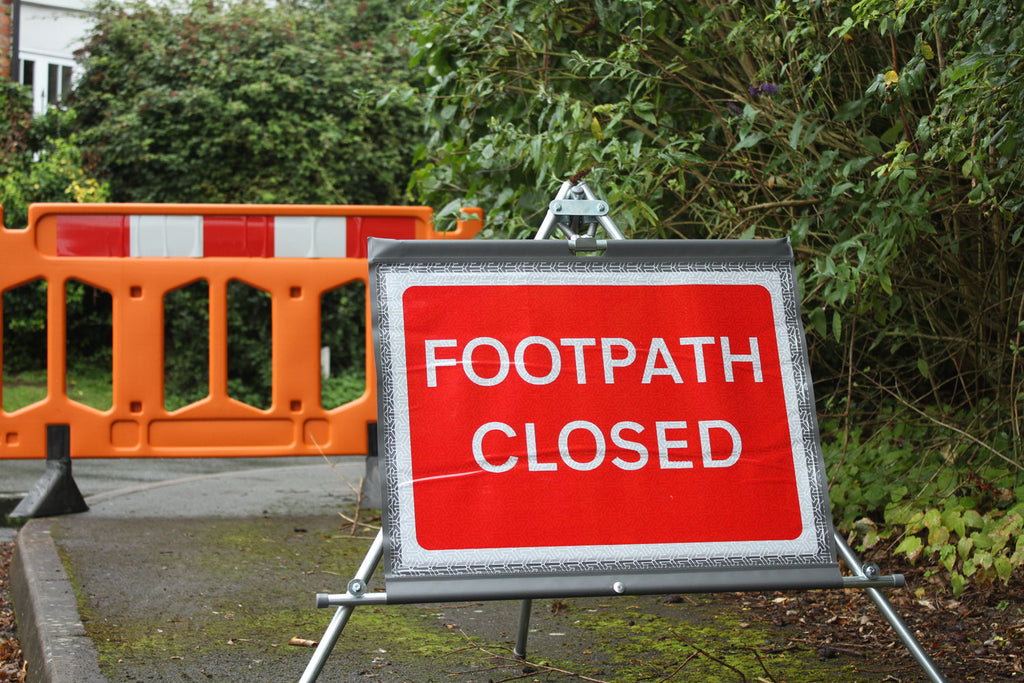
[2,87,111,379]
[407,0,1023,591]
[321,371,366,409]
[71,0,419,206]
[0,82,32,164]
[407,0,1023,407]
[0,90,109,231]
[65,0,416,405]
[827,404,1024,595]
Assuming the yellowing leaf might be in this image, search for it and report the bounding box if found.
[921,43,935,60]
[928,523,950,548]
[884,70,899,86]
[590,116,604,141]
[895,534,923,561]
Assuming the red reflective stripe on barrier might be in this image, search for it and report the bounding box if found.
[56,215,131,256]
[346,216,416,258]
[54,214,417,258]
[203,215,274,257]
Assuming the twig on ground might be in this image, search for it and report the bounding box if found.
[444,629,611,682]
[668,628,747,682]
[655,651,700,682]
[308,431,382,534]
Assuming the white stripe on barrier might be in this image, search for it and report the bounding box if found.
[131,215,204,257]
[274,216,348,258]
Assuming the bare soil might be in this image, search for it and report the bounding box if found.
[1,541,26,682]
[735,556,1024,682]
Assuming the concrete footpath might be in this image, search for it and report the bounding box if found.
[6,456,657,683]
[3,458,933,683]
[4,456,422,682]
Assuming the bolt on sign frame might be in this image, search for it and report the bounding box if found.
[300,184,945,683]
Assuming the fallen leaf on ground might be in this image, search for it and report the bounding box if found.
[289,636,319,647]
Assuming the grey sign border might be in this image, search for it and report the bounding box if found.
[369,238,841,603]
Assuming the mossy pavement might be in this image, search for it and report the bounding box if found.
[47,510,908,682]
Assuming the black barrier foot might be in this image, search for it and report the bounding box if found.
[10,425,88,519]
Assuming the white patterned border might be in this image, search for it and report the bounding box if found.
[374,256,834,580]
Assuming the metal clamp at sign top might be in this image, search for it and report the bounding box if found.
[534,179,626,252]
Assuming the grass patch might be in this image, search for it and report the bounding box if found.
[2,367,113,411]
[2,368,47,412]
[66,367,114,410]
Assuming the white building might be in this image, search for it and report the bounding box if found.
[9,0,93,113]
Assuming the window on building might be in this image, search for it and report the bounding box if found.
[19,59,76,113]
[47,64,73,106]
[22,59,34,88]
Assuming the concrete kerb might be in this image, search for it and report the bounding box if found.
[11,518,105,683]
[9,457,372,683]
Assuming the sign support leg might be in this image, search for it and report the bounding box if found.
[833,530,946,683]
[513,599,533,659]
[299,529,385,683]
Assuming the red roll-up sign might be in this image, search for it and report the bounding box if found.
[370,238,839,602]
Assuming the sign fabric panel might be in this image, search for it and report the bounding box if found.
[370,238,839,602]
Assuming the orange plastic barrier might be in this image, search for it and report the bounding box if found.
[0,203,482,459]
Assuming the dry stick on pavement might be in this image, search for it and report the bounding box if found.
[487,659,609,683]
[446,630,612,683]
[431,646,535,680]
[654,652,701,683]
[308,432,380,535]
[418,603,486,611]
[339,476,365,537]
[745,646,779,683]
[668,627,748,682]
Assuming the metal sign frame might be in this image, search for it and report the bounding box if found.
[369,236,841,603]
[299,182,945,683]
